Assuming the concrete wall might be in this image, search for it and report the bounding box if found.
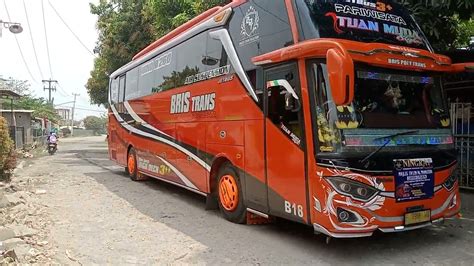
[0,111,33,145]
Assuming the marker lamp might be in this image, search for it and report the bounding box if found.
[325,176,379,202]
[442,174,457,191]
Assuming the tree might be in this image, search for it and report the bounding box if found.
[83,115,107,135]
[0,117,16,181]
[0,77,60,122]
[0,77,31,96]
[86,0,229,106]
[2,96,61,122]
[86,0,156,107]
[401,0,474,51]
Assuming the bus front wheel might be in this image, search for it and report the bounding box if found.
[217,163,246,224]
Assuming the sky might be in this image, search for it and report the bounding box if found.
[0,0,105,120]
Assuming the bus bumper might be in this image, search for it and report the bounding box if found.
[312,192,460,238]
[313,217,448,238]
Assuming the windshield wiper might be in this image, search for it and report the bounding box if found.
[359,130,420,164]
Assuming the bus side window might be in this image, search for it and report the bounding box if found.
[125,67,139,101]
[118,75,126,103]
[110,78,119,105]
[206,32,229,70]
[268,85,302,146]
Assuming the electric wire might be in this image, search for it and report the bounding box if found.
[41,0,54,79]
[56,83,69,97]
[3,0,39,84]
[62,106,107,113]
[48,0,96,57]
[22,0,44,79]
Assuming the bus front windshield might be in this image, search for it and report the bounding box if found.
[296,0,430,50]
[310,62,452,155]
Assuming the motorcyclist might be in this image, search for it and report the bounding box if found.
[47,131,58,143]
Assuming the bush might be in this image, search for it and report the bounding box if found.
[0,117,16,181]
[61,127,71,138]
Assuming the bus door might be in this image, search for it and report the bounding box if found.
[263,63,308,223]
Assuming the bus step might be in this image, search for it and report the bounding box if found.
[246,212,274,225]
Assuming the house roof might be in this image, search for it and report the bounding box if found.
[0,89,21,99]
[0,110,34,113]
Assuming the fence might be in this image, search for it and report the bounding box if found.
[32,128,47,148]
[451,103,474,189]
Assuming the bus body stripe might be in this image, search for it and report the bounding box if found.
[110,105,211,172]
[123,101,172,138]
[157,156,198,190]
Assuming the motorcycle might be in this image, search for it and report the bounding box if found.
[47,135,58,155]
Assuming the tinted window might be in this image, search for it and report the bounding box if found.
[138,51,176,95]
[206,33,229,70]
[110,78,119,104]
[132,30,230,97]
[118,75,126,103]
[229,0,294,70]
[173,32,207,88]
[125,67,139,100]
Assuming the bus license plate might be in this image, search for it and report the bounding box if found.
[405,210,431,226]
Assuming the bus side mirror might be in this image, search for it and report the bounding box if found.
[327,48,354,106]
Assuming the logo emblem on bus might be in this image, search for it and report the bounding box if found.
[241,6,259,38]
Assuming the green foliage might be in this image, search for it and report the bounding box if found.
[400,0,474,51]
[87,0,156,107]
[86,0,229,106]
[144,0,229,37]
[0,117,16,181]
[1,78,60,122]
[83,115,107,135]
[456,19,474,49]
[2,96,61,122]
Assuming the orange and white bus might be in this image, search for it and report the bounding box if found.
[108,0,473,238]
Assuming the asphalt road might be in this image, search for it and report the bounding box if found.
[43,136,474,264]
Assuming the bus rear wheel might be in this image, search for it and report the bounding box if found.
[127,148,140,181]
[217,163,246,224]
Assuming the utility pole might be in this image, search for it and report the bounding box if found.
[42,79,58,104]
[71,93,80,136]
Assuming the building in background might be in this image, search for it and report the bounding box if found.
[442,50,474,189]
[0,109,33,149]
[55,108,71,126]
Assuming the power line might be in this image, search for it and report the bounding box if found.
[56,83,69,97]
[62,106,106,113]
[41,0,53,79]
[48,0,96,57]
[3,0,39,84]
[22,0,44,79]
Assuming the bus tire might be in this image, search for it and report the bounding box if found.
[217,163,246,224]
[127,148,139,181]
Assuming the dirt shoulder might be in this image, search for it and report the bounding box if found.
[1,136,474,265]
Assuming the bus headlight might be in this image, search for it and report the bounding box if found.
[325,176,379,202]
[443,174,457,191]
